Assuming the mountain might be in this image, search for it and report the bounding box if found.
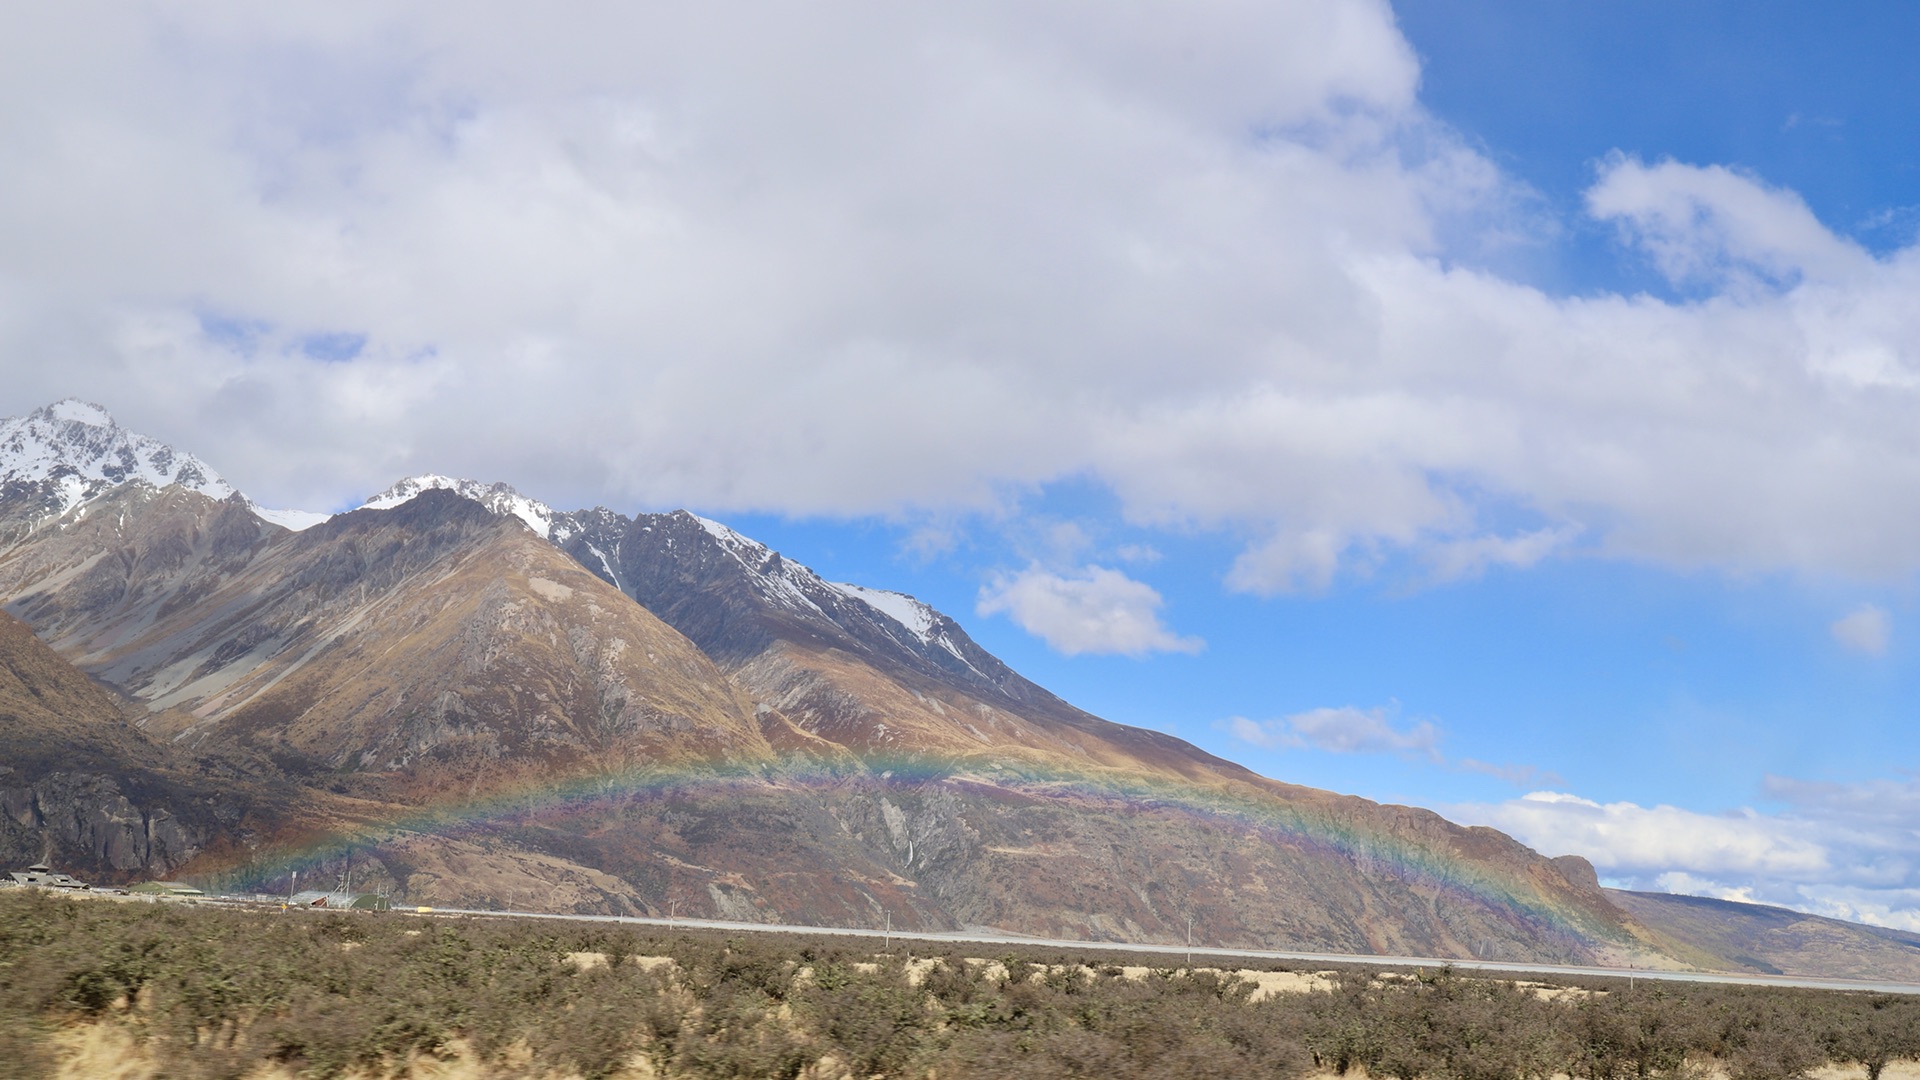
[0,483,774,791]
[552,508,1156,759]
[0,479,819,908]
[534,499,1669,962]
[364,475,555,538]
[1610,890,1920,983]
[4,404,1911,979]
[0,398,325,540]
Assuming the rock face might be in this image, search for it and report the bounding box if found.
[0,771,203,874]
[0,610,248,880]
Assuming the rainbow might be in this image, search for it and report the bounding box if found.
[198,751,1626,953]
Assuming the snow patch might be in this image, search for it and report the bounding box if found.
[253,506,331,532]
[681,513,989,680]
[690,512,756,552]
[685,512,824,615]
[831,582,937,644]
[48,399,113,426]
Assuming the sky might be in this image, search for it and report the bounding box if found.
[3,1,1920,929]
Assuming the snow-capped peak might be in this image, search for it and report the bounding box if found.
[252,506,333,531]
[364,475,556,538]
[0,399,333,531]
[0,398,237,509]
[673,511,827,614]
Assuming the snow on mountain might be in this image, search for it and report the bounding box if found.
[0,399,331,531]
[252,506,333,531]
[363,475,555,538]
[675,511,988,678]
[415,492,1000,685]
[688,512,828,615]
[832,579,990,676]
[830,581,937,645]
[0,398,237,508]
[1,401,987,676]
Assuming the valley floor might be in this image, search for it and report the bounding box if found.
[7,891,1920,1080]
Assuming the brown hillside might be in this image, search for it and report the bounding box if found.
[0,488,774,797]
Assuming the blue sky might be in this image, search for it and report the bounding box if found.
[2,1,1919,927]
[1396,1,1920,288]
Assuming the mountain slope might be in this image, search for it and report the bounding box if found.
[538,502,1669,963]
[0,610,306,880]
[554,508,1243,774]
[1610,890,1920,982]
[0,486,775,794]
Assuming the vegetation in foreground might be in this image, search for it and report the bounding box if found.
[3,890,1920,1080]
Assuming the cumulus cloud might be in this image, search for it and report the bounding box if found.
[1453,773,1920,931]
[977,564,1202,657]
[1229,704,1441,760]
[1457,791,1831,877]
[4,3,1920,593]
[1830,604,1891,656]
[1586,155,1874,288]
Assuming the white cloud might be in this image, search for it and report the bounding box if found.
[1453,774,1920,930]
[1830,604,1891,656]
[1586,155,1874,288]
[1229,704,1441,760]
[3,4,1920,592]
[977,564,1202,657]
[1424,526,1579,583]
[1650,872,1761,905]
[1457,791,1831,877]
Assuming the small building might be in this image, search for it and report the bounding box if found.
[8,863,91,890]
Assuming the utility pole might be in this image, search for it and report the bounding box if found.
[1186,915,1194,968]
[668,897,678,922]
[884,910,892,953]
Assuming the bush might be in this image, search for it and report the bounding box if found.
[0,892,1903,1080]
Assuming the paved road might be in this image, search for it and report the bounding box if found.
[389,904,1920,996]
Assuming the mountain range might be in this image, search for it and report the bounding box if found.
[3,398,1917,981]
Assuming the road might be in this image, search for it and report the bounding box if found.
[385,903,1920,996]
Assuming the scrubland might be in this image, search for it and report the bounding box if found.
[3,890,1917,1080]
